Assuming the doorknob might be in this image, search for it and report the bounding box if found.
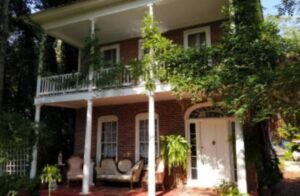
[212,140,216,145]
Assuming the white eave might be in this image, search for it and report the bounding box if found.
[30,0,226,47]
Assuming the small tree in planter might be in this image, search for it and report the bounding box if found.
[160,134,190,188]
[40,165,61,196]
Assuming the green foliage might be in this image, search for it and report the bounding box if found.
[278,122,300,140]
[0,112,40,145]
[68,33,126,89]
[0,111,44,164]
[215,181,247,196]
[130,13,175,92]
[40,165,61,196]
[283,150,293,160]
[160,135,190,174]
[0,175,39,196]
[277,0,300,15]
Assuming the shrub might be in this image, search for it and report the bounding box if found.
[215,181,248,196]
[0,175,39,196]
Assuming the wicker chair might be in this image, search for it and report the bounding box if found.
[142,157,165,190]
[66,156,83,188]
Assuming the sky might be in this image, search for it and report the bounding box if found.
[261,0,282,15]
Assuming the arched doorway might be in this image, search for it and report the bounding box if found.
[185,103,235,187]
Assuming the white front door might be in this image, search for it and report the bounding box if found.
[188,119,233,187]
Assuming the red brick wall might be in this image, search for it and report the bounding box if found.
[74,99,191,161]
[98,20,223,66]
[74,99,257,192]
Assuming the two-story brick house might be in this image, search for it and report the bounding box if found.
[29,0,250,194]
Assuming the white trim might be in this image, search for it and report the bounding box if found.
[96,115,118,165]
[34,84,172,106]
[184,103,235,187]
[101,44,120,63]
[42,0,158,30]
[235,119,248,193]
[183,26,211,48]
[135,113,159,163]
[184,102,215,120]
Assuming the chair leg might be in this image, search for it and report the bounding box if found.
[162,183,165,191]
[67,179,69,189]
[130,181,133,189]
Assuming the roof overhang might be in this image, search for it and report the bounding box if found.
[30,0,227,47]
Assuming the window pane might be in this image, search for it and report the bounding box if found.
[101,121,117,159]
[138,118,159,164]
[188,32,206,47]
[103,49,117,66]
[189,123,198,180]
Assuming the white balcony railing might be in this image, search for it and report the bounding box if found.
[37,66,134,96]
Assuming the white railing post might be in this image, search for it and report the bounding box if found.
[235,119,248,194]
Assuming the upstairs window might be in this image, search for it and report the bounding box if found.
[101,44,120,67]
[184,26,211,48]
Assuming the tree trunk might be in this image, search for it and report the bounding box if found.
[0,0,10,108]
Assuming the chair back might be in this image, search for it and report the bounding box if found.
[118,159,133,173]
[99,159,119,175]
[156,157,165,173]
[68,156,83,171]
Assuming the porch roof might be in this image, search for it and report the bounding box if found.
[30,0,226,47]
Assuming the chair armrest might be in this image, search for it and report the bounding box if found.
[130,160,144,182]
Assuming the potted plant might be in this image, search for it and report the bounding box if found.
[160,134,190,188]
[40,165,61,196]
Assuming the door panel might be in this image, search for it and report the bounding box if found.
[197,119,232,187]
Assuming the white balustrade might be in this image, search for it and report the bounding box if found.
[37,66,133,96]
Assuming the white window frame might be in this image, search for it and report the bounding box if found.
[183,26,211,48]
[100,44,120,63]
[135,113,159,163]
[96,115,118,165]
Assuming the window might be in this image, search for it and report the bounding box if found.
[135,113,159,164]
[96,116,118,164]
[184,26,211,48]
[101,44,120,67]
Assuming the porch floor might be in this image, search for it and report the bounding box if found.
[39,182,217,196]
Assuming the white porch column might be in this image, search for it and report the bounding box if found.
[148,92,156,195]
[82,99,93,194]
[88,19,95,92]
[235,120,247,193]
[147,3,156,196]
[30,104,41,178]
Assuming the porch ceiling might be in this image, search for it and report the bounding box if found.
[30,0,227,47]
[43,91,180,109]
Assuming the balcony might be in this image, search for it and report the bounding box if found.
[37,66,133,97]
